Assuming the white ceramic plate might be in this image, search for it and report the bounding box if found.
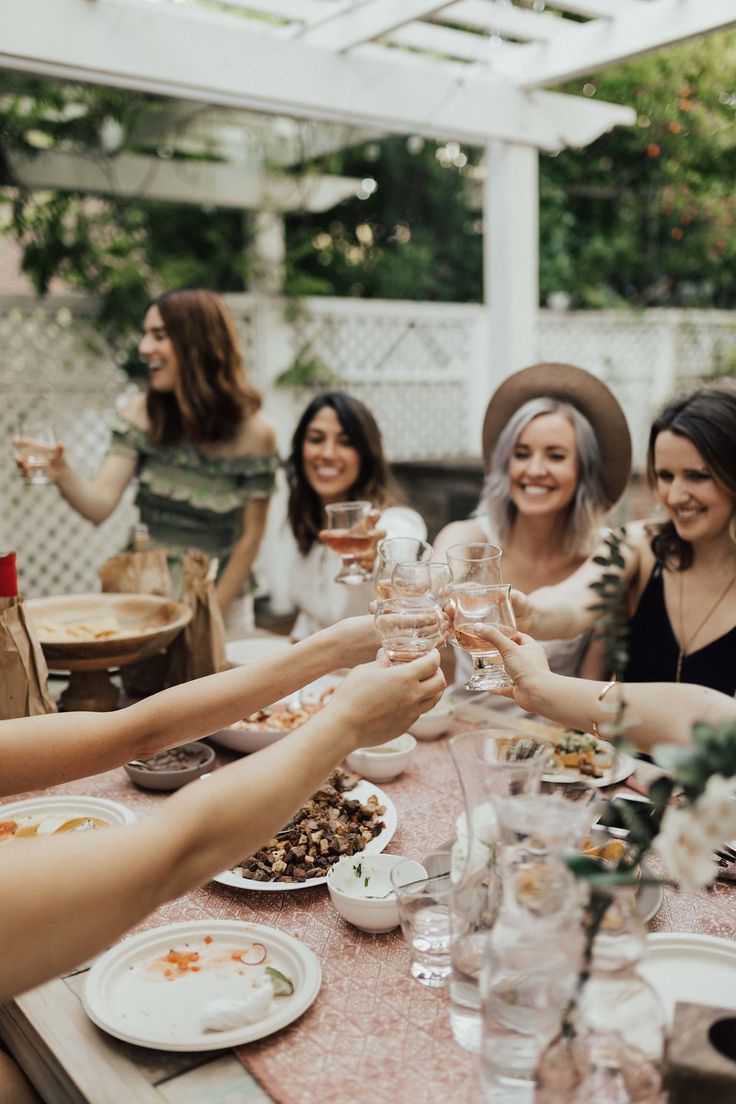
[83,919,321,1051]
[543,736,636,789]
[215,780,398,892]
[0,795,136,836]
[641,932,736,1024]
[208,674,342,754]
[637,862,664,924]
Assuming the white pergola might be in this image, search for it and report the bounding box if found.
[2,0,736,417]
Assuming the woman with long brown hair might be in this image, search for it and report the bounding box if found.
[285,391,426,638]
[14,289,279,631]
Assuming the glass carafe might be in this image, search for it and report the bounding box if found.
[481,846,583,1104]
[448,729,551,1053]
[535,886,667,1104]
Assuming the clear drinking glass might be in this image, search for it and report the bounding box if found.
[390,860,453,987]
[450,582,516,691]
[374,537,433,599]
[323,500,374,584]
[391,560,453,601]
[14,420,56,485]
[374,596,442,663]
[445,542,502,586]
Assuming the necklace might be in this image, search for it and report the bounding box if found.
[676,568,736,682]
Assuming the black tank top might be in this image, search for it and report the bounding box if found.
[622,563,736,696]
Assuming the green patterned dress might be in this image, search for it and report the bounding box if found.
[107,414,280,593]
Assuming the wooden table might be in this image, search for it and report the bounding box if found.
[3,721,736,1104]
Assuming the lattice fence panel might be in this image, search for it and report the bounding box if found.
[537,312,672,469]
[0,301,137,598]
[671,313,736,386]
[292,306,474,458]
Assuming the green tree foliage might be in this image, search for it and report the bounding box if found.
[541,31,736,308]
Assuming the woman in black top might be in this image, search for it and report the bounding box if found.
[518,383,736,696]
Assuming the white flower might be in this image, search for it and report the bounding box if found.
[451,802,499,885]
[693,774,736,845]
[654,806,718,891]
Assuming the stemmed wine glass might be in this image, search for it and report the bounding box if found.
[323,500,375,585]
[450,582,516,691]
[374,537,433,599]
[374,597,443,664]
[445,542,502,586]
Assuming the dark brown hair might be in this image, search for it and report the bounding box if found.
[145,289,261,445]
[286,392,400,554]
[647,382,736,569]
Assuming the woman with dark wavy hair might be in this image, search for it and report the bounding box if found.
[285,391,426,638]
[520,382,736,696]
[14,290,278,632]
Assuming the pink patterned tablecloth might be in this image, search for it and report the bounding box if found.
[9,723,736,1104]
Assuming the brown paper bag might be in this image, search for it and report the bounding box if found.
[0,596,57,718]
[165,550,227,686]
[99,549,172,598]
[99,548,173,698]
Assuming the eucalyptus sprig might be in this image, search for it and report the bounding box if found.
[588,526,630,682]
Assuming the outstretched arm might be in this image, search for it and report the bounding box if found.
[478,624,736,753]
[0,651,444,1000]
[0,616,381,797]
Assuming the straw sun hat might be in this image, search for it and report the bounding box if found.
[481,362,632,509]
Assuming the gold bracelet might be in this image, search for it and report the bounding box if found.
[591,679,618,740]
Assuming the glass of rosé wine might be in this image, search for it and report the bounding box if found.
[374,596,443,664]
[323,500,376,585]
[391,561,453,602]
[374,537,433,599]
[449,582,516,691]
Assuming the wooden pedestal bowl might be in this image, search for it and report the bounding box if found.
[26,593,192,711]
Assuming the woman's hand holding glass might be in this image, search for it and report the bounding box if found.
[12,422,61,486]
[448,582,517,691]
[321,501,379,584]
[374,596,444,664]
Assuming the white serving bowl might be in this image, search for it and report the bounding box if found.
[408,697,455,741]
[326,853,426,933]
[345,733,416,782]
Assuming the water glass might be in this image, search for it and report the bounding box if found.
[374,596,442,663]
[450,582,516,691]
[14,420,56,485]
[374,537,433,599]
[390,860,453,987]
[323,500,374,584]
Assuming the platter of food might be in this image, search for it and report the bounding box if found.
[0,795,136,841]
[514,719,635,788]
[83,919,321,1051]
[208,674,341,754]
[214,770,398,892]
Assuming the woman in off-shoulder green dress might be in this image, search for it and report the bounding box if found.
[15,289,279,634]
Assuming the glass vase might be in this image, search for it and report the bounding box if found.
[447,729,551,1053]
[481,845,583,1104]
[535,886,667,1104]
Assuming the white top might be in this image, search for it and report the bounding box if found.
[289,506,427,640]
[453,513,593,687]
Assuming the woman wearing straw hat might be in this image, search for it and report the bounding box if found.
[434,362,632,683]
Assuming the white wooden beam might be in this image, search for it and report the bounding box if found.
[0,0,634,151]
[8,151,362,212]
[505,0,736,88]
[387,21,515,63]
[443,1,572,43]
[298,1,455,51]
[484,141,539,411]
[543,0,640,17]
